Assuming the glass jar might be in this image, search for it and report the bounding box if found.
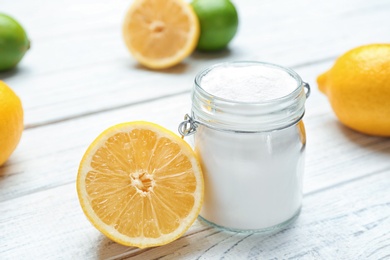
[179,61,310,232]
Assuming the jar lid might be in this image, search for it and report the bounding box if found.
[189,61,309,133]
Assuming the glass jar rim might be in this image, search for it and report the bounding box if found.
[194,61,304,105]
[188,61,309,133]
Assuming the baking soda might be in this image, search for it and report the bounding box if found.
[201,64,298,102]
[194,63,305,231]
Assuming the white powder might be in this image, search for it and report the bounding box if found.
[200,65,297,102]
[193,63,305,231]
[196,125,304,230]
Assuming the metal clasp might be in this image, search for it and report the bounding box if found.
[178,114,198,138]
[303,82,311,99]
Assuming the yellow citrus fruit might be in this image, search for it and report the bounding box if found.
[317,44,390,136]
[0,81,23,166]
[77,122,204,248]
[122,0,200,69]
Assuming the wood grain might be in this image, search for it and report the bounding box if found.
[1,164,388,259]
[1,0,390,128]
[1,80,390,258]
[1,61,389,202]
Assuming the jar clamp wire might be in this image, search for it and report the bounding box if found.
[179,61,310,232]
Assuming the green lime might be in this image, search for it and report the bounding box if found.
[191,0,238,51]
[0,14,30,71]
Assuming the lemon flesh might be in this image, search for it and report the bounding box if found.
[122,0,200,69]
[77,122,204,248]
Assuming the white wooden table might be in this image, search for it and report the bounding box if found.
[1,0,390,259]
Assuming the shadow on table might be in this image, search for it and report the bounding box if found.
[0,67,25,80]
[0,160,14,177]
[97,235,192,260]
[97,218,299,259]
[127,47,234,75]
[0,161,16,192]
[191,48,233,61]
[336,121,390,155]
[131,62,190,74]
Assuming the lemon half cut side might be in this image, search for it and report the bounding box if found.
[123,0,200,69]
[77,122,204,248]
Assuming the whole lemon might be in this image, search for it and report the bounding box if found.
[0,14,30,71]
[317,44,390,137]
[0,81,24,166]
[191,0,238,51]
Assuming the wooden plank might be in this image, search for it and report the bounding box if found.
[1,61,390,204]
[1,0,389,127]
[0,161,388,259]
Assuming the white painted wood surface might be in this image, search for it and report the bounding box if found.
[1,0,390,259]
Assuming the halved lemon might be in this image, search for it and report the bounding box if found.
[122,0,200,69]
[77,122,204,248]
